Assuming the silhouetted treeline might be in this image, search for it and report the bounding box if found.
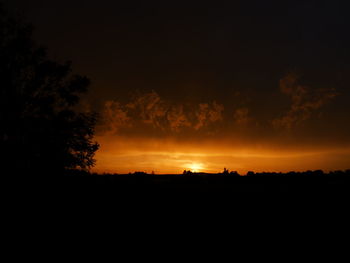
[52,169,350,193]
[89,169,350,177]
[0,4,99,175]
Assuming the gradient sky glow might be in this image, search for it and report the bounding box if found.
[4,0,350,173]
[93,135,350,174]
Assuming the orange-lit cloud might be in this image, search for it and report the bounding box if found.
[98,90,225,134]
[195,101,224,130]
[100,101,130,134]
[273,73,338,129]
[126,90,167,128]
[233,107,251,126]
[167,105,191,132]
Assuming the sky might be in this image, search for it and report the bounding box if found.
[4,0,350,173]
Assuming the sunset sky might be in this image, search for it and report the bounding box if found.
[5,0,350,174]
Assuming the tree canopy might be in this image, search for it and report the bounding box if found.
[0,3,99,175]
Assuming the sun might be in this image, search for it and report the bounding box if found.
[188,163,204,173]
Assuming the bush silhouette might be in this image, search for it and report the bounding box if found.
[0,4,99,175]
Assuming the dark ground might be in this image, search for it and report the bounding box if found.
[48,170,350,193]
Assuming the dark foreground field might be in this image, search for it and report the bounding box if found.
[52,170,350,193]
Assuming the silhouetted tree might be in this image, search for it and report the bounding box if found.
[247,171,255,176]
[222,168,229,175]
[132,172,148,176]
[229,171,240,176]
[183,170,193,176]
[0,4,99,175]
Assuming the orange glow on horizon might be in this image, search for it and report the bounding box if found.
[92,135,350,175]
[186,163,205,173]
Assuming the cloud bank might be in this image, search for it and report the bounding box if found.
[98,90,225,134]
[97,73,338,136]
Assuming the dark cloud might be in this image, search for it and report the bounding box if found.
[273,73,338,130]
